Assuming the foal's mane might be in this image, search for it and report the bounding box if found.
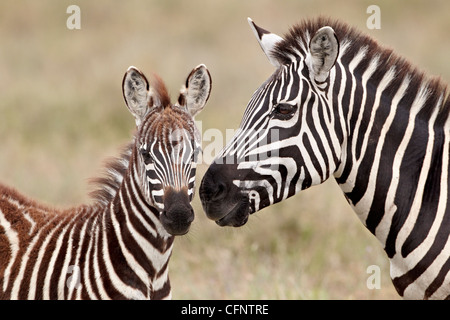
[88,142,133,206]
[274,16,449,121]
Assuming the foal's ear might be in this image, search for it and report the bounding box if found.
[122,66,151,126]
[306,26,339,83]
[177,64,212,118]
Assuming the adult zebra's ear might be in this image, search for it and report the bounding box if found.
[248,17,284,68]
[306,26,339,83]
[122,66,151,126]
[177,64,212,118]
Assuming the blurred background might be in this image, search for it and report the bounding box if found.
[0,0,448,299]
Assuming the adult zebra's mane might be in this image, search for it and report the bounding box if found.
[273,16,449,122]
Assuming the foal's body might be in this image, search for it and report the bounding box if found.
[0,65,212,299]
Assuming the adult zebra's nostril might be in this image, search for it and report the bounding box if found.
[201,178,228,203]
[199,163,250,223]
[212,181,227,201]
[199,164,233,204]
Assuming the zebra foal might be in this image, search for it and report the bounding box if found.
[200,17,449,299]
[0,64,211,299]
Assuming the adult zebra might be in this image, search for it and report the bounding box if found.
[0,64,211,299]
[199,17,449,299]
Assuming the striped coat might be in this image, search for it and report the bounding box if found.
[0,64,211,299]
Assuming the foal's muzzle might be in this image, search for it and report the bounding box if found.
[161,188,194,235]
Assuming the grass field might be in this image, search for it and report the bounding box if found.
[0,0,448,299]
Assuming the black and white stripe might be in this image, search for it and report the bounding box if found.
[199,18,449,299]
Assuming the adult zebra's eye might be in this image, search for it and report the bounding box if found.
[273,103,297,119]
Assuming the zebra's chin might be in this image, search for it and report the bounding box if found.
[215,199,250,227]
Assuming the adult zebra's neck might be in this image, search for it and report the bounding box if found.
[95,146,174,299]
[330,43,450,258]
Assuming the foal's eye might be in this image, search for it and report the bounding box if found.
[140,149,152,164]
[193,145,202,162]
[273,103,297,119]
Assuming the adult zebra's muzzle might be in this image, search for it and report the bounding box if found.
[199,163,250,227]
[161,187,194,236]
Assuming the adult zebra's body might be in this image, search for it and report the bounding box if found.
[200,17,449,299]
[0,65,211,299]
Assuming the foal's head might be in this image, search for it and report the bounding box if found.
[122,65,211,235]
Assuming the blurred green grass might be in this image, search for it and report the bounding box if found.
[0,0,448,299]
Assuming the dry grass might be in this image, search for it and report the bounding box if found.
[0,0,448,299]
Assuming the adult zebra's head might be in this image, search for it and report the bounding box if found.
[200,18,340,227]
[123,65,211,235]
